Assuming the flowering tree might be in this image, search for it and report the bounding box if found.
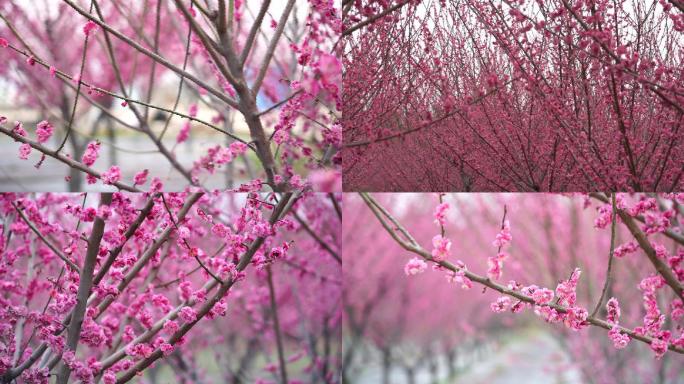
[342,0,684,191]
[0,191,341,383]
[343,194,505,384]
[352,192,684,383]
[0,0,341,192]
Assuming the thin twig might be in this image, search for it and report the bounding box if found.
[591,193,618,317]
[160,195,223,285]
[56,1,94,153]
[328,193,342,221]
[11,203,81,274]
[252,0,296,94]
[267,265,288,384]
[292,211,341,264]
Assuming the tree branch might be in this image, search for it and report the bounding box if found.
[292,211,341,264]
[360,192,684,355]
[61,0,240,109]
[267,265,288,384]
[591,193,617,317]
[0,125,141,192]
[252,0,296,94]
[617,209,684,302]
[12,202,81,274]
[342,0,412,37]
[55,193,112,384]
[114,192,298,383]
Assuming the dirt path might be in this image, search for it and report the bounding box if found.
[455,330,582,384]
[353,329,583,384]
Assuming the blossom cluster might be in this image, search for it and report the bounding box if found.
[0,192,342,382]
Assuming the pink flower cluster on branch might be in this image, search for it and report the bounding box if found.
[0,191,342,383]
[361,192,684,363]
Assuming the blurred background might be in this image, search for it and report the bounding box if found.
[343,193,684,384]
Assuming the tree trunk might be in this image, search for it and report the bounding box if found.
[405,366,416,384]
[446,348,457,378]
[428,355,439,384]
[381,348,392,384]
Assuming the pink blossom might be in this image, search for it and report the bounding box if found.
[212,222,229,238]
[486,252,507,280]
[535,305,562,323]
[18,143,31,160]
[207,299,228,319]
[179,306,198,323]
[614,241,639,258]
[431,235,451,261]
[0,37,8,48]
[125,343,153,359]
[101,166,121,185]
[492,220,512,248]
[160,342,174,356]
[13,121,26,136]
[445,267,472,289]
[433,201,449,227]
[556,268,581,307]
[316,53,341,86]
[150,177,163,192]
[491,296,511,313]
[188,104,198,118]
[177,121,191,143]
[214,147,234,165]
[609,326,630,349]
[163,320,179,335]
[83,20,98,36]
[531,288,554,305]
[650,338,668,359]
[133,169,149,186]
[102,370,116,384]
[177,226,191,240]
[672,299,684,321]
[35,120,53,143]
[82,141,101,166]
[404,257,427,276]
[323,122,342,147]
[564,307,588,331]
[308,170,342,192]
[606,297,621,324]
[229,142,248,155]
